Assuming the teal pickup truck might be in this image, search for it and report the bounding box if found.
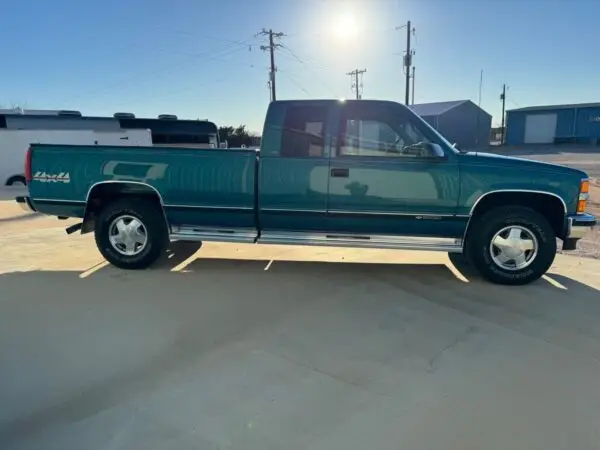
[17,99,596,285]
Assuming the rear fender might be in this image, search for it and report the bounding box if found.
[82,181,168,234]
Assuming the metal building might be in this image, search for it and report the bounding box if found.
[506,102,600,145]
[410,100,491,150]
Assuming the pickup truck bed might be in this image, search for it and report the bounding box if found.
[17,99,597,285]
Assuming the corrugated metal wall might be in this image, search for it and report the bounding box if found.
[574,107,600,139]
[505,111,526,145]
[437,101,491,150]
[507,106,600,144]
[421,101,491,150]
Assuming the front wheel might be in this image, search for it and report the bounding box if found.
[95,199,168,270]
[466,206,556,285]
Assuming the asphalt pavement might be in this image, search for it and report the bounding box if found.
[1,194,600,450]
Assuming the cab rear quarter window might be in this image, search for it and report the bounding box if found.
[280,105,328,158]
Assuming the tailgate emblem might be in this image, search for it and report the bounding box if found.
[33,171,71,184]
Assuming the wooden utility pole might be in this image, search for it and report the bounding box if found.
[411,66,415,105]
[500,83,507,144]
[405,20,411,105]
[347,68,367,99]
[396,20,415,105]
[259,29,284,101]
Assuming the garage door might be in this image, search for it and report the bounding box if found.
[524,113,557,144]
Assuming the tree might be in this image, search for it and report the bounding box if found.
[218,124,254,148]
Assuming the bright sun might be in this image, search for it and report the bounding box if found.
[333,13,358,39]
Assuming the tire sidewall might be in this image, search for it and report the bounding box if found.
[469,209,556,285]
[96,202,166,269]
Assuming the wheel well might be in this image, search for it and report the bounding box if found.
[6,175,27,186]
[82,182,165,234]
[468,192,567,239]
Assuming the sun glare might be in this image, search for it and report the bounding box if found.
[333,12,358,39]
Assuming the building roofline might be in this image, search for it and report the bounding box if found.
[410,99,491,118]
[507,102,600,113]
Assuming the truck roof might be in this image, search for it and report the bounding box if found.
[271,99,411,109]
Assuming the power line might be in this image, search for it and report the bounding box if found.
[279,70,311,97]
[280,45,339,97]
[347,69,367,100]
[276,50,333,72]
[258,29,284,101]
[66,38,255,103]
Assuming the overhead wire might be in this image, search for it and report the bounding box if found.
[278,70,311,97]
[66,36,258,103]
[279,45,340,97]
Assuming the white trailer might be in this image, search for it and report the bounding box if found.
[0,128,152,185]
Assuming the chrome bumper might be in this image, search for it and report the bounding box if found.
[15,196,36,213]
[567,213,597,239]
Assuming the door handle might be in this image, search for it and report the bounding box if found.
[330,168,349,178]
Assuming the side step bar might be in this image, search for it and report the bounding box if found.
[258,232,463,252]
[169,227,463,252]
[170,225,257,243]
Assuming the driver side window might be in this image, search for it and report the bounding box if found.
[338,107,430,158]
[339,119,403,157]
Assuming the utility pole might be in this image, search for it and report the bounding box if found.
[347,69,367,99]
[259,29,284,101]
[500,83,507,144]
[396,20,415,105]
[475,70,483,147]
[405,20,411,105]
[411,66,415,105]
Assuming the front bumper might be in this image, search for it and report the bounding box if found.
[15,196,36,213]
[567,213,597,239]
[562,213,596,250]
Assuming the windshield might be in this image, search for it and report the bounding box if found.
[409,107,460,154]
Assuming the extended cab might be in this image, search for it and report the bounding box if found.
[17,100,596,285]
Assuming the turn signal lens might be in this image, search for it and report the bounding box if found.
[580,179,590,194]
[577,179,590,213]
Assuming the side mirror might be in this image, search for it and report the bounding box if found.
[423,143,445,158]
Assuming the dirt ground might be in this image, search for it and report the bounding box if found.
[1,182,600,449]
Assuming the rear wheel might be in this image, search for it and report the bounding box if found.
[466,206,556,285]
[95,199,168,269]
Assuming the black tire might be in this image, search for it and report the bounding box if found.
[466,206,556,285]
[94,199,168,270]
[6,175,27,186]
[448,252,471,267]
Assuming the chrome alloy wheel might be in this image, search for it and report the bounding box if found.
[108,215,148,256]
[489,225,538,271]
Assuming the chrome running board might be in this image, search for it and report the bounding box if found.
[170,227,463,252]
[170,225,257,243]
[258,231,463,252]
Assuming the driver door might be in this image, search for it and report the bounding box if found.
[326,102,461,237]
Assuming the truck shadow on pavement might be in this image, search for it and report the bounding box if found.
[0,212,41,223]
[1,248,599,447]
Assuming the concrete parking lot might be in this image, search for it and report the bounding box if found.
[1,168,600,449]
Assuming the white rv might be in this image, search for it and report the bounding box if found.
[1,111,152,185]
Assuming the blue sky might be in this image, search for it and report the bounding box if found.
[1,0,597,132]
